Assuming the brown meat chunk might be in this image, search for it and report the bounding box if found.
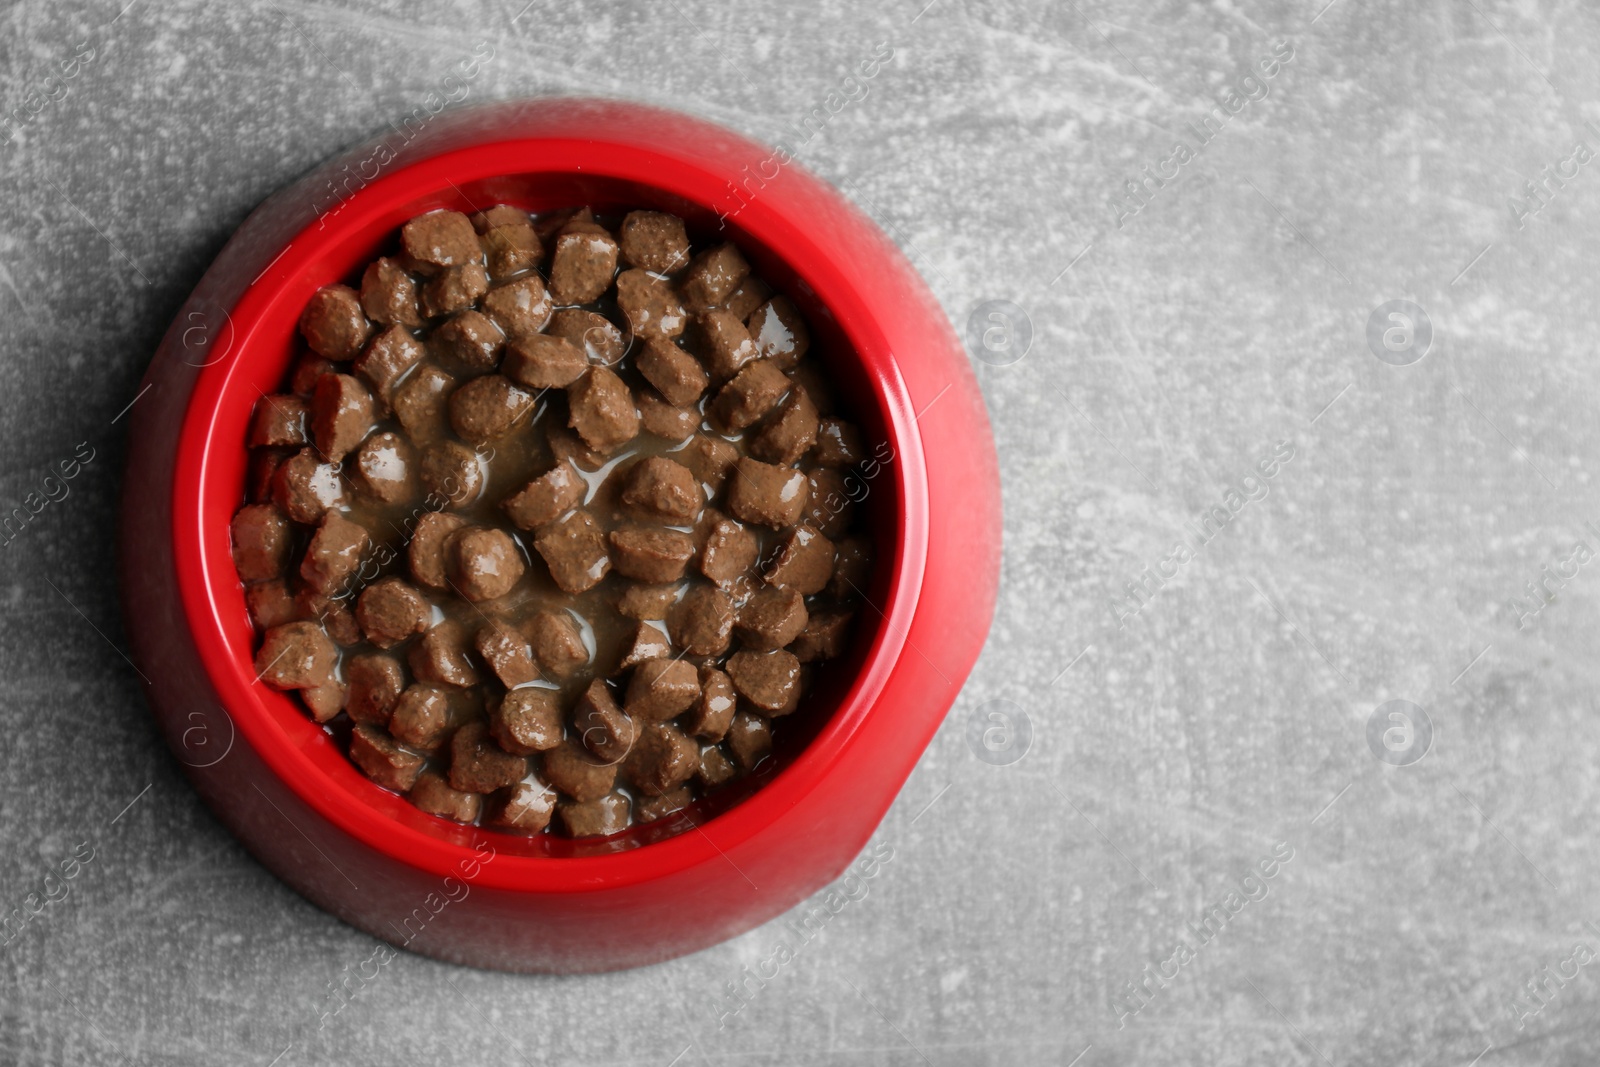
[248,448,289,504]
[355,326,427,405]
[490,687,564,755]
[480,220,543,279]
[249,394,308,448]
[246,579,298,631]
[502,461,586,530]
[535,206,600,239]
[548,308,625,366]
[482,274,554,339]
[449,721,528,794]
[409,770,482,822]
[791,609,855,663]
[621,456,702,523]
[711,359,790,433]
[299,510,371,597]
[231,504,291,582]
[504,333,588,389]
[484,779,557,834]
[273,448,344,525]
[547,424,607,471]
[725,277,772,321]
[725,710,773,770]
[301,682,346,722]
[295,591,363,647]
[624,723,700,796]
[346,652,406,726]
[311,373,375,463]
[255,621,336,690]
[813,417,865,467]
[525,610,589,680]
[408,620,480,688]
[726,649,802,715]
[549,229,619,305]
[447,525,524,602]
[401,210,481,268]
[747,296,811,367]
[618,622,671,671]
[682,243,750,309]
[471,204,530,233]
[418,440,484,509]
[698,744,737,787]
[543,739,618,802]
[290,352,337,397]
[804,468,856,539]
[350,725,425,792]
[473,204,534,230]
[407,511,467,590]
[667,585,733,657]
[389,684,456,753]
[637,391,698,442]
[684,667,736,741]
[609,525,695,583]
[749,389,819,466]
[392,363,458,442]
[827,535,872,600]
[559,791,630,837]
[619,211,691,273]
[572,679,636,764]
[360,257,423,327]
[636,337,708,407]
[699,516,758,586]
[299,284,371,360]
[567,366,639,453]
[352,430,415,504]
[679,434,739,495]
[533,509,611,593]
[736,587,808,651]
[422,262,490,318]
[352,575,428,652]
[726,457,809,529]
[635,786,692,824]
[449,374,533,445]
[696,309,758,381]
[788,362,837,415]
[474,622,539,688]
[624,658,700,722]
[615,581,681,621]
[764,524,836,595]
[432,310,505,376]
[616,269,687,340]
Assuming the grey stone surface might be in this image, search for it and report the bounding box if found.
[3,0,1599,1063]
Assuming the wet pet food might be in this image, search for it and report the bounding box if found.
[232,204,875,839]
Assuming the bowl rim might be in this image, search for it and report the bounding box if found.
[169,106,932,892]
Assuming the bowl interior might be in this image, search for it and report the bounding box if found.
[200,170,907,858]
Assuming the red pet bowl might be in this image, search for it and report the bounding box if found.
[118,98,1000,973]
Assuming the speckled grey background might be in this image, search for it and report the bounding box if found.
[5,0,1600,1063]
